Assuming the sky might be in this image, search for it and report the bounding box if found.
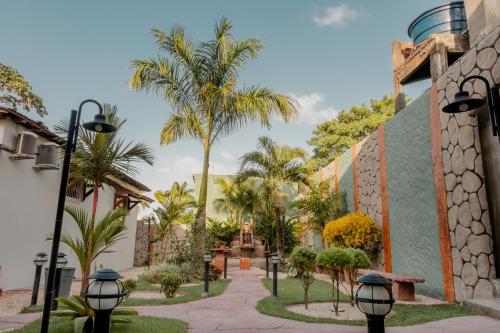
[1,0,445,212]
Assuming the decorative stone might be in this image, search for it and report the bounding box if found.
[443,150,452,174]
[478,185,488,210]
[477,48,497,70]
[496,35,500,53]
[451,146,466,175]
[464,148,477,171]
[490,254,495,265]
[448,205,459,231]
[448,62,461,80]
[482,211,492,236]
[477,27,500,50]
[475,156,484,177]
[448,117,459,145]
[458,202,472,227]
[474,127,482,154]
[468,234,492,256]
[455,112,474,127]
[471,255,478,266]
[454,277,467,302]
[450,231,457,247]
[447,192,453,208]
[455,224,470,249]
[462,171,481,193]
[490,266,496,279]
[471,221,485,235]
[440,111,450,130]
[462,263,478,286]
[445,173,457,192]
[460,246,471,262]
[442,130,450,148]
[466,286,474,299]
[452,185,464,206]
[448,144,454,155]
[492,58,500,84]
[463,192,469,201]
[473,279,494,299]
[458,125,474,149]
[452,247,463,276]
[477,254,490,278]
[461,49,477,75]
[446,81,459,102]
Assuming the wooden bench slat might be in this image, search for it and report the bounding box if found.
[356,269,425,283]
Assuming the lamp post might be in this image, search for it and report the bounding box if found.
[270,252,280,297]
[355,273,395,333]
[442,75,500,138]
[40,99,116,333]
[202,251,212,296]
[223,249,229,280]
[30,253,48,307]
[85,268,125,333]
[265,251,271,279]
[51,252,68,310]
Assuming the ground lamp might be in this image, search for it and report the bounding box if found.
[85,268,125,333]
[223,249,229,280]
[442,75,500,139]
[30,252,48,307]
[40,99,116,333]
[202,251,212,296]
[270,252,280,297]
[51,252,68,310]
[355,273,395,333]
[264,251,271,279]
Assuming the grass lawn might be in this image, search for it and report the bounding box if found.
[122,279,231,306]
[9,316,187,333]
[257,278,474,326]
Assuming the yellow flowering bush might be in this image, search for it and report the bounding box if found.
[323,213,380,258]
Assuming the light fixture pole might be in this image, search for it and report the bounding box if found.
[223,249,229,280]
[40,100,116,333]
[265,251,270,279]
[30,253,48,307]
[51,253,68,310]
[202,251,212,296]
[270,252,280,297]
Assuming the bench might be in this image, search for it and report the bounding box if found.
[356,269,425,301]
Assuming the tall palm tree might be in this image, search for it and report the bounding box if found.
[129,17,297,251]
[55,104,154,292]
[237,136,310,255]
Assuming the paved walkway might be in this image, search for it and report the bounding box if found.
[136,267,500,333]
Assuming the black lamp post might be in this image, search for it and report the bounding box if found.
[30,252,48,307]
[223,249,229,280]
[355,273,395,333]
[442,75,500,138]
[85,268,126,333]
[264,251,271,279]
[270,252,280,297]
[40,99,116,333]
[51,252,68,310]
[202,251,212,296]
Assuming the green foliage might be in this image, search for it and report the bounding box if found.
[289,246,317,309]
[0,63,46,116]
[206,217,240,246]
[308,94,398,169]
[122,279,138,296]
[345,248,371,305]
[161,273,183,298]
[213,178,261,224]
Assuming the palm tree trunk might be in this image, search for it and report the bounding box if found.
[274,206,282,256]
[196,145,210,254]
[81,181,99,296]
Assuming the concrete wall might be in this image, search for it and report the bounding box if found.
[0,119,139,290]
[193,174,233,221]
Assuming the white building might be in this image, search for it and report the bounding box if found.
[0,106,152,290]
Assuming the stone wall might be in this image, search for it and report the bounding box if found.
[436,26,499,301]
[133,220,150,267]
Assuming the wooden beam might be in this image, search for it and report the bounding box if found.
[378,126,392,273]
[352,144,359,212]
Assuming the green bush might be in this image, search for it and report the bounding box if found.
[206,217,240,247]
[122,278,138,296]
[290,246,317,309]
[209,264,222,281]
[316,248,352,315]
[139,264,181,285]
[345,248,371,305]
[161,273,183,298]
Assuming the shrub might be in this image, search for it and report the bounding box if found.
[345,248,371,305]
[122,278,138,296]
[290,246,317,309]
[323,213,380,259]
[160,273,182,298]
[316,247,352,316]
[139,263,181,285]
[209,263,222,281]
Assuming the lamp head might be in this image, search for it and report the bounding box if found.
[82,114,116,133]
[442,91,486,113]
[85,268,125,311]
[270,252,280,265]
[203,251,212,263]
[56,252,68,269]
[355,273,394,317]
[34,252,48,267]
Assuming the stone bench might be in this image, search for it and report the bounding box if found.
[356,269,425,301]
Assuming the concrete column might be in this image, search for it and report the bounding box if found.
[465,0,500,45]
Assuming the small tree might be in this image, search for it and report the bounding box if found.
[316,248,352,315]
[290,246,317,309]
[345,248,371,306]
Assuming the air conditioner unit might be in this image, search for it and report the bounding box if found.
[33,142,60,170]
[8,131,37,160]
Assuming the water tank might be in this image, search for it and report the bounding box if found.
[408,1,468,45]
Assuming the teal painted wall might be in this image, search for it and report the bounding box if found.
[193,174,234,221]
[384,90,444,298]
[338,148,355,212]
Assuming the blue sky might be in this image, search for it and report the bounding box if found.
[1,0,444,202]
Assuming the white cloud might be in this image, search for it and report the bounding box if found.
[313,4,359,27]
[290,93,338,125]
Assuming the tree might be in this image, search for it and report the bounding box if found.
[58,207,129,296]
[345,248,371,306]
[290,246,317,309]
[129,18,296,252]
[0,63,46,116]
[55,104,154,292]
[237,136,310,255]
[308,94,397,169]
[213,178,261,224]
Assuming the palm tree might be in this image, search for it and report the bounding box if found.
[129,17,297,251]
[237,136,310,255]
[58,207,129,296]
[55,104,154,292]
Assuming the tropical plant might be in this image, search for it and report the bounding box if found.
[345,248,371,306]
[308,94,398,169]
[55,104,154,294]
[323,213,381,259]
[237,136,310,255]
[160,273,182,298]
[51,295,138,333]
[122,278,138,296]
[130,17,297,253]
[0,63,46,116]
[289,246,317,309]
[316,248,352,316]
[213,178,261,224]
[206,217,240,246]
[57,206,129,296]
